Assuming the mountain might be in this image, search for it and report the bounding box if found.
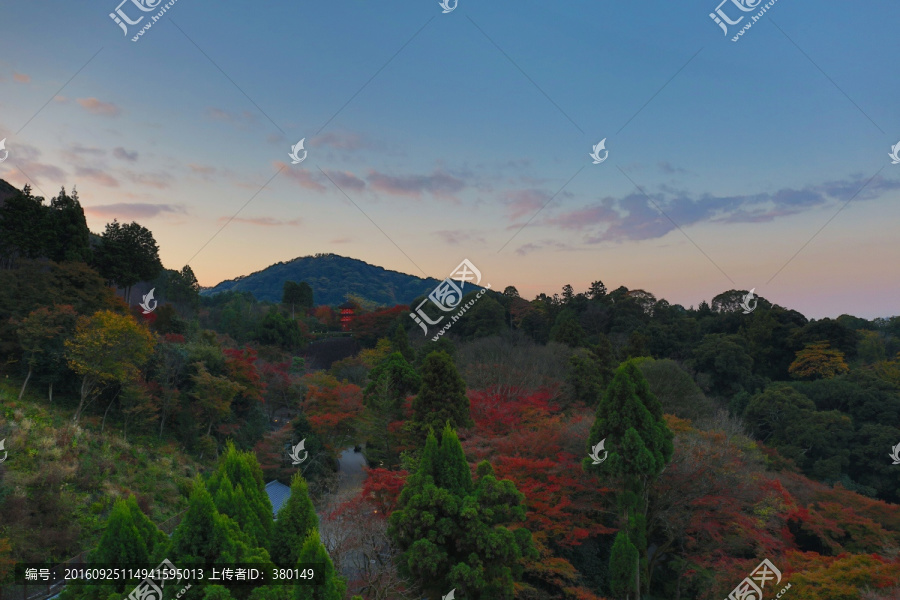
[201,253,482,307]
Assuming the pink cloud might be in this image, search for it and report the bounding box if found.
[367,169,465,200]
[275,161,327,192]
[13,72,30,83]
[125,171,172,189]
[75,167,119,187]
[217,216,303,227]
[324,170,365,191]
[84,203,186,219]
[501,189,550,221]
[311,132,365,151]
[77,98,121,117]
[188,164,216,176]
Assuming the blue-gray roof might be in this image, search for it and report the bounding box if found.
[265,480,291,518]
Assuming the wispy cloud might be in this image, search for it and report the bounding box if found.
[113,147,138,162]
[84,203,186,219]
[217,216,303,227]
[204,107,258,129]
[76,98,121,117]
[367,169,465,200]
[324,170,366,192]
[75,167,119,187]
[276,161,327,192]
[500,189,551,221]
[125,171,173,189]
[435,229,487,246]
[188,164,216,176]
[311,131,365,151]
[536,175,900,243]
[13,72,30,84]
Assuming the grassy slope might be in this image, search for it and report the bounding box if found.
[0,379,203,565]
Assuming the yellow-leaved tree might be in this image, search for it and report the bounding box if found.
[788,341,850,381]
[65,310,155,423]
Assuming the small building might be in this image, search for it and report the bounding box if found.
[265,480,291,519]
[338,301,357,331]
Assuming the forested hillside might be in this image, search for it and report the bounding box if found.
[1,182,899,599]
[200,253,478,307]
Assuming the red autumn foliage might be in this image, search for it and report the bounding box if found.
[465,389,613,547]
[302,372,364,447]
[224,347,265,405]
[361,467,408,516]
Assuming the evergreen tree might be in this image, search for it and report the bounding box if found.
[292,529,345,600]
[170,475,271,569]
[272,473,319,568]
[363,351,421,417]
[93,497,150,565]
[389,425,535,599]
[93,219,163,302]
[46,187,92,263]
[608,531,638,599]
[207,442,273,549]
[583,360,673,598]
[0,185,47,266]
[565,348,609,406]
[412,351,473,438]
[391,322,416,362]
[551,311,587,347]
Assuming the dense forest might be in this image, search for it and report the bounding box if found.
[200,254,482,308]
[1,181,899,599]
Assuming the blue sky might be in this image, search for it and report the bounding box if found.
[1,0,898,318]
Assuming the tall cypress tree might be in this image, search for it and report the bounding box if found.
[583,360,673,599]
[272,473,319,568]
[292,529,345,600]
[412,351,473,438]
[93,497,150,565]
[208,441,273,548]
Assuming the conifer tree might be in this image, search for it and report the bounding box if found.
[390,425,534,599]
[391,322,416,363]
[93,497,150,566]
[363,351,421,418]
[170,475,271,570]
[609,531,639,599]
[293,529,345,600]
[207,441,273,549]
[272,473,319,568]
[412,351,473,438]
[583,360,673,599]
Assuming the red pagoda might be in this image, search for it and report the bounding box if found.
[339,301,357,331]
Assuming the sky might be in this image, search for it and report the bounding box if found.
[1,0,898,319]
